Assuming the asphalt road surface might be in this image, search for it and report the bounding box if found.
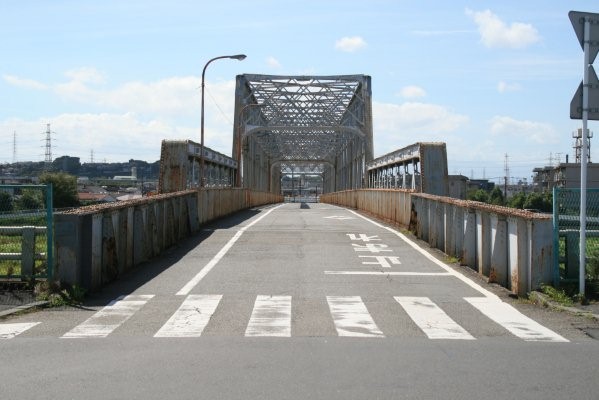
[1,203,599,400]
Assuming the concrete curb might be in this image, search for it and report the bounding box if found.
[529,291,599,321]
[0,301,48,318]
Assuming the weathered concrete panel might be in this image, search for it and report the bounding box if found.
[490,214,507,287]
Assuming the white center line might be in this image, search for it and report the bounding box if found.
[395,296,475,340]
[155,294,222,338]
[177,204,285,296]
[245,295,292,337]
[327,296,384,338]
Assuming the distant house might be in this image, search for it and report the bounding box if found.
[78,192,116,204]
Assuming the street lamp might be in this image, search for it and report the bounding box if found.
[200,54,246,187]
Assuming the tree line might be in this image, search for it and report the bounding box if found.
[0,172,80,212]
[466,187,552,212]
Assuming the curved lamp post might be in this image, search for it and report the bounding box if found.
[200,54,246,187]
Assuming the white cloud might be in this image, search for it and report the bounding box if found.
[398,86,426,99]
[490,116,557,144]
[335,36,367,52]
[497,81,521,93]
[267,56,282,69]
[1,71,241,162]
[2,74,48,90]
[373,101,469,155]
[466,9,540,49]
[64,67,106,84]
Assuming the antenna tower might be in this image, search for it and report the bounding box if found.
[573,128,593,163]
[90,149,95,163]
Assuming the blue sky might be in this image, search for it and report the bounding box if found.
[0,0,597,184]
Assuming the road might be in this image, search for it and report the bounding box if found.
[1,202,599,399]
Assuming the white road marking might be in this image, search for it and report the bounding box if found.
[327,296,384,338]
[325,271,451,276]
[324,216,354,220]
[0,322,40,339]
[154,295,222,338]
[245,295,292,337]
[62,294,154,338]
[465,297,569,342]
[359,255,401,268]
[395,296,475,340]
[177,204,285,296]
[347,234,380,241]
[347,209,499,299]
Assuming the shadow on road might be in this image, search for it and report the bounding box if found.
[78,206,268,307]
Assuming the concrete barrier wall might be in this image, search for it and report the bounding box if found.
[321,189,552,296]
[54,188,282,291]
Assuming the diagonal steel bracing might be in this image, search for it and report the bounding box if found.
[233,74,373,193]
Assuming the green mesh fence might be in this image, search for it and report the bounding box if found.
[0,184,53,282]
[553,188,599,294]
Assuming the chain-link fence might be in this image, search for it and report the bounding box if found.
[553,187,599,295]
[0,184,53,310]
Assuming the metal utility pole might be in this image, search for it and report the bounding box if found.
[569,11,599,297]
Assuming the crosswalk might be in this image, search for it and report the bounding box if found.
[0,294,569,342]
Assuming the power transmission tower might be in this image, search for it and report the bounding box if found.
[43,123,53,170]
[12,131,16,164]
[90,149,95,163]
[504,153,510,197]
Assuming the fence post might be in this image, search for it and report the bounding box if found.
[21,226,35,277]
[45,183,54,279]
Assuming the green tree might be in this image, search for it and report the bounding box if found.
[523,192,552,212]
[39,172,79,209]
[508,191,527,209]
[17,189,44,210]
[467,189,489,203]
[0,190,14,212]
[488,187,504,206]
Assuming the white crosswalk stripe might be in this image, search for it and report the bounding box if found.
[395,297,475,340]
[1,294,572,342]
[245,295,292,337]
[465,297,569,342]
[0,322,40,339]
[327,296,384,338]
[154,294,222,338]
[62,294,154,338]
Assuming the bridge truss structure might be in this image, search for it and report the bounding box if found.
[233,74,373,193]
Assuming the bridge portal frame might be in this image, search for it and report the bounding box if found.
[233,74,373,194]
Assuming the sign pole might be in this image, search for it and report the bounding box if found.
[580,18,591,297]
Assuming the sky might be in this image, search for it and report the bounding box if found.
[1,0,597,184]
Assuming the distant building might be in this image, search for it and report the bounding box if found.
[448,175,468,199]
[532,163,599,191]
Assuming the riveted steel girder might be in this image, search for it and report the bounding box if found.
[233,74,373,193]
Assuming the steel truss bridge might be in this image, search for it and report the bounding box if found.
[233,74,373,194]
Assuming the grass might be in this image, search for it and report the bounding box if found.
[540,284,575,307]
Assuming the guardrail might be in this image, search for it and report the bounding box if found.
[321,189,553,296]
[54,188,282,291]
